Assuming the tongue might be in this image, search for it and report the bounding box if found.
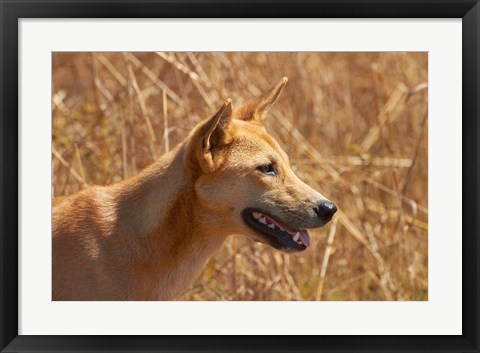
[300,230,311,247]
[263,215,311,247]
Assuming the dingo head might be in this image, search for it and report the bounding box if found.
[185,78,336,252]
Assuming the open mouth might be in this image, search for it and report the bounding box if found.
[242,208,311,252]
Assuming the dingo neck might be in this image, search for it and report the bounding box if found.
[112,143,226,299]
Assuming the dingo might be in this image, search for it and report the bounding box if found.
[52,78,337,300]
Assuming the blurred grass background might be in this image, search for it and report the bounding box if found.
[52,52,428,301]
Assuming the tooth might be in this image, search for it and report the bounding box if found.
[293,232,300,242]
[252,212,261,219]
[267,223,275,229]
[278,226,284,231]
[259,217,267,225]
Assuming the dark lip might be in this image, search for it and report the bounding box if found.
[241,208,306,253]
[320,215,333,224]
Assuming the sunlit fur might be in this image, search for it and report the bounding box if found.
[52,78,330,300]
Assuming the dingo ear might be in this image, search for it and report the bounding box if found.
[238,77,288,122]
[195,99,234,172]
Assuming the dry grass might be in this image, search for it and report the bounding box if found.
[52,52,428,301]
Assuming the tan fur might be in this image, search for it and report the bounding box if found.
[52,78,333,300]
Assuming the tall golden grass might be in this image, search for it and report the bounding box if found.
[52,52,428,301]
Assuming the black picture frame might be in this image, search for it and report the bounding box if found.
[1,1,478,352]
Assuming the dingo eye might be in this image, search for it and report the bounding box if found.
[257,163,277,176]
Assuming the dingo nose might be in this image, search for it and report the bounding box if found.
[314,201,337,218]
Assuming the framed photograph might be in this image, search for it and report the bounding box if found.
[1,1,478,352]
